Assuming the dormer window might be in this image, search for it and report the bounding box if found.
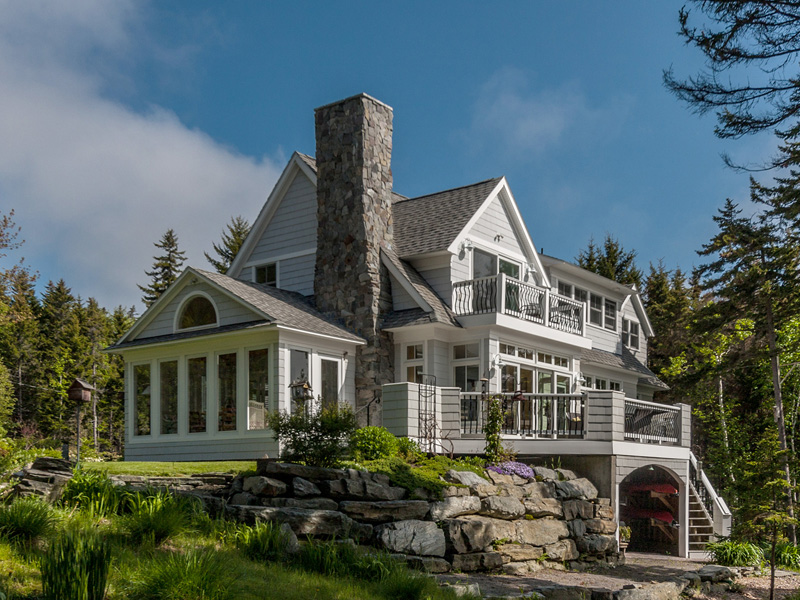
[255,263,277,287]
[178,296,217,330]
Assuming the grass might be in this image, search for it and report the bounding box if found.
[82,461,256,477]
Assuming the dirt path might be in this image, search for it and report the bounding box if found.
[437,553,800,599]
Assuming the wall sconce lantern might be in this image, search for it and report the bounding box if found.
[461,238,474,253]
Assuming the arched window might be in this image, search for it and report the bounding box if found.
[178,296,217,330]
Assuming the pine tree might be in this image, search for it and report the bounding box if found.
[697,197,800,541]
[576,234,643,287]
[204,216,251,274]
[138,229,186,307]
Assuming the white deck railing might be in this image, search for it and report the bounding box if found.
[689,451,733,538]
[623,397,681,444]
[452,274,584,335]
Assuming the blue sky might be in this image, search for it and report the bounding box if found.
[0,1,774,311]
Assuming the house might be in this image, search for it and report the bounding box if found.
[107,93,730,557]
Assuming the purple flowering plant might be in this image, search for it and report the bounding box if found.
[486,461,535,479]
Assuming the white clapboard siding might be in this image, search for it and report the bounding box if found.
[136,282,262,340]
[248,173,317,264]
[391,274,419,311]
[125,435,278,461]
[409,255,451,306]
[468,196,523,254]
[432,339,450,386]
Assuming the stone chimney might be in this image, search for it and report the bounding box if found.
[314,94,395,422]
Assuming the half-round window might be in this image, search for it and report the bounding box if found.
[179,296,217,330]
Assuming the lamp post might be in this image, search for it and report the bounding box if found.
[68,378,94,465]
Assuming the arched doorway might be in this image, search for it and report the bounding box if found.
[619,465,681,555]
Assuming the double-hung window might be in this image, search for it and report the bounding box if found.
[453,342,480,392]
[622,319,640,349]
[406,344,424,383]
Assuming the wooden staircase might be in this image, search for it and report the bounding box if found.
[688,480,716,555]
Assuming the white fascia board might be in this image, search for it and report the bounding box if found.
[540,255,635,298]
[274,324,366,346]
[380,251,432,312]
[111,322,279,356]
[610,441,690,461]
[630,293,655,337]
[228,153,316,278]
[447,177,550,289]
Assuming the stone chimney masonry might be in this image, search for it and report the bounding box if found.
[313,93,395,423]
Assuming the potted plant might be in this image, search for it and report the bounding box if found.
[618,523,631,553]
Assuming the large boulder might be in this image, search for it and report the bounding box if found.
[339,500,429,524]
[266,497,339,511]
[495,543,544,562]
[375,520,446,557]
[260,462,346,481]
[585,518,617,535]
[524,498,564,518]
[554,478,598,500]
[14,457,73,501]
[545,539,580,561]
[319,478,406,501]
[479,496,525,520]
[444,470,490,487]
[243,476,287,497]
[293,477,321,497]
[226,505,372,540]
[515,518,570,546]
[575,534,617,554]
[562,499,594,520]
[520,481,556,498]
[442,516,515,554]
[450,552,504,572]
[429,496,481,521]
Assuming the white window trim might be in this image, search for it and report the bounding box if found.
[245,345,273,431]
[253,262,279,287]
[471,245,523,280]
[185,352,211,436]
[130,360,154,439]
[173,291,219,333]
[317,353,344,409]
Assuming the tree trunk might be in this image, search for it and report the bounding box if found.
[764,296,797,544]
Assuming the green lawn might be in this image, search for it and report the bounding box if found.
[81,460,256,477]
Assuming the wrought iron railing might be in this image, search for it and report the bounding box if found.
[623,398,680,443]
[460,393,585,438]
[452,275,584,335]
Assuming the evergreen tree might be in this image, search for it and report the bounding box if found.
[0,363,14,438]
[204,215,251,274]
[37,280,82,438]
[697,197,800,541]
[576,234,642,287]
[664,1,800,140]
[138,229,186,307]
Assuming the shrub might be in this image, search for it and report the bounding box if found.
[267,404,357,467]
[396,437,423,462]
[706,539,764,566]
[122,490,195,545]
[126,548,234,600]
[774,542,800,570]
[234,521,292,562]
[0,496,58,545]
[40,527,110,600]
[486,461,534,479]
[61,470,130,517]
[351,427,399,461]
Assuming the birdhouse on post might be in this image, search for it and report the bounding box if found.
[68,378,94,464]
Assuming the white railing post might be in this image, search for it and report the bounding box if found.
[498,273,506,315]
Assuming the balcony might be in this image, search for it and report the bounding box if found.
[459,392,685,446]
[452,274,584,335]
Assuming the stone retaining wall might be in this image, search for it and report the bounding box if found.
[120,461,619,575]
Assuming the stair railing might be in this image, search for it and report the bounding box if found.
[689,451,732,538]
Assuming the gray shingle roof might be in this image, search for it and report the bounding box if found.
[297,153,495,256]
[196,269,364,343]
[581,347,669,390]
[381,247,460,329]
[392,178,502,257]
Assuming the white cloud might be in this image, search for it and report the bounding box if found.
[0,1,281,311]
[467,67,632,158]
